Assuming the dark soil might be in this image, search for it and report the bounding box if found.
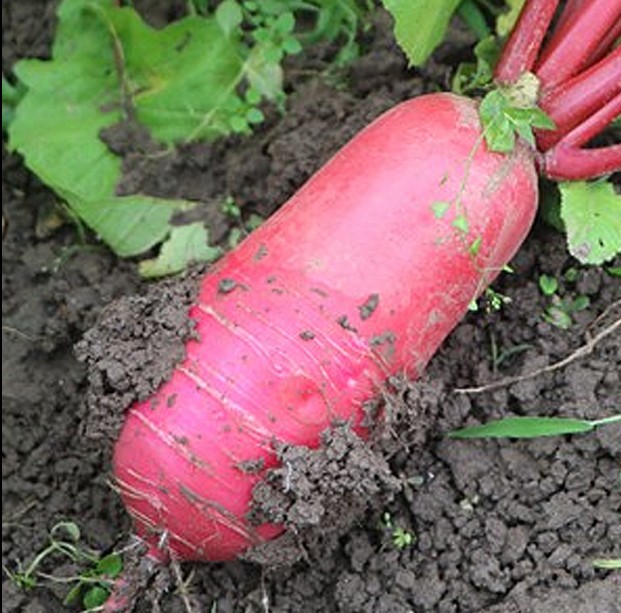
[3,3,620,613]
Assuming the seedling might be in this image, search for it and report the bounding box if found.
[4,521,123,610]
[221,196,242,221]
[381,512,416,550]
[538,274,558,296]
[538,271,590,329]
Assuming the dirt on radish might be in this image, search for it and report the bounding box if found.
[3,3,620,612]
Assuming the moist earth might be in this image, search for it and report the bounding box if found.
[3,3,621,612]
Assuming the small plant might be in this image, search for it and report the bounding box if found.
[488,331,531,374]
[538,271,590,329]
[469,286,512,313]
[381,512,416,550]
[4,521,123,610]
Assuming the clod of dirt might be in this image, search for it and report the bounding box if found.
[245,422,400,567]
[75,270,201,445]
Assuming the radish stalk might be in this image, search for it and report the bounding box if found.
[493,0,560,85]
[537,45,621,150]
[542,92,621,180]
[584,16,621,68]
[534,0,621,89]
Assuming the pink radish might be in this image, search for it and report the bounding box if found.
[110,0,620,572]
[113,93,539,562]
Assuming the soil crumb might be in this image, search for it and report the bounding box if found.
[75,270,201,444]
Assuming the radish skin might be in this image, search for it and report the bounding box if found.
[113,93,538,562]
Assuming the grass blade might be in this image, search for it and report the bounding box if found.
[449,416,597,439]
[592,559,621,570]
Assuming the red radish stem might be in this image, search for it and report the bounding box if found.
[585,16,621,67]
[104,2,621,602]
[494,0,560,85]
[542,92,621,180]
[495,0,620,179]
[535,0,621,89]
[537,45,621,150]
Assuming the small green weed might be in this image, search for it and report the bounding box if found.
[538,271,590,329]
[4,521,123,611]
[381,512,416,550]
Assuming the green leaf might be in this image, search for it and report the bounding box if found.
[449,417,598,439]
[83,585,110,609]
[138,222,221,278]
[469,236,482,256]
[607,266,621,277]
[452,214,469,234]
[95,553,123,578]
[456,0,491,39]
[246,107,264,124]
[245,43,284,101]
[431,201,451,219]
[282,35,302,55]
[57,189,190,257]
[63,583,83,605]
[496,0,526,37]
[381,0,462,66]
[274,12,295,35]
[526,106,555,130]
[559,180,621,265]
[538,274,558,296]
[215,0,243,36]
[570,294,590,311]
[479,89,515,152]
[8,0,248,260]
[544,304,572,329]
[452,35,499,94]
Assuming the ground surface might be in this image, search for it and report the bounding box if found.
[3,2,620,612]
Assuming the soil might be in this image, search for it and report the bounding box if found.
[3,3,621,613]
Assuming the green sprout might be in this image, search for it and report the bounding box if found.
[538,271,590,329]
[4,521,123,610]
[381,512,416,550]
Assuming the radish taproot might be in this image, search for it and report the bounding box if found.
[111,0,620,569]
[113,93,539,562]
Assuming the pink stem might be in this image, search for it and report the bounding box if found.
[541,93,621,180]
[537,45,621,150]
[494,0,560,85]
[588,18,621,67]
[535,0,621,90]
[549,0,585,37]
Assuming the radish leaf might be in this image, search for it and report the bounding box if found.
[138,223,221,278]
[496,0,526,37]
[382,0,462,66]
[559,181,621,265]
[7,0,245,260]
